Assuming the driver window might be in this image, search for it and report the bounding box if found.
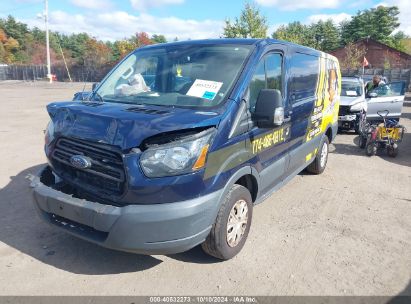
[368,82,404,97]
[369,84,391,97]
[249,53,283,113]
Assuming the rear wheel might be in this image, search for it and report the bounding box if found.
[202,184,253,260]
[306,136,329,174]
[387,144,398,157]
[365,141,377,156]
[354,119,360,134]
[356,112,367,134]
[358,135,367,149]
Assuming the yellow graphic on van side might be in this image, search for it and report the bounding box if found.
[305,54,341,143]
[305,148,318,162]
[251,126,289,155]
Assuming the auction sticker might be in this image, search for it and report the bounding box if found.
[186,79,223,101]
[345,90,358,96]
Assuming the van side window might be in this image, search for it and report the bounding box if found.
[249,53,283,112]
[289,53,318,102]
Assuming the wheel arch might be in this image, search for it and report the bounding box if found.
[325,122,337,143]
[217,166,260,206]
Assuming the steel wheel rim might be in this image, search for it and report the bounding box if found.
[320,141,328,168]
[226,199,248,248]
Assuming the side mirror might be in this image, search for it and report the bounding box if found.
[252,89,284,128]
[92,82,99,91]
[368,92,378,98]
[72,91,92,101]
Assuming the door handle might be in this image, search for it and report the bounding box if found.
[283,110,292,123]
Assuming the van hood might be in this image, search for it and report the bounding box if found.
[47,101,222,150]
[340,96,364,106]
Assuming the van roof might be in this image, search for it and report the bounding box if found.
[142,38,326,57]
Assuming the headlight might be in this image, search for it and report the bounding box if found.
[44,120,55,145]
[140,128,215,178]
[350,102,364,112]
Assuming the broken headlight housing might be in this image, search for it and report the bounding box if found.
[44,120,55,146]
[350,101,364,112]
[140,128,216,178]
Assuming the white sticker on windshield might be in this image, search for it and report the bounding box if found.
[186,79,223,101]
[345,90,358,96]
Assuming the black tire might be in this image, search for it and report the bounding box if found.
[365,142,377,156]
[354,120,360,134]
[356,112,367,135]
[387,144,398,158]
[306,136,329,175]
[201,184,253,260]
[359,135,367,149]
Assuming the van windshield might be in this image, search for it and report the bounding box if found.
[95,44,252,108]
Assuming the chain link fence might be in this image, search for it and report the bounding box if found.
[0,64,114,83]
[342,68,411,91]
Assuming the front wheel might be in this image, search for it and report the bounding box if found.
[387,144,398,157]
[202,184,253,260]
[306,136,329,174]
[365,142,377,156]
[356,111,367,134]
[358,135,367,149]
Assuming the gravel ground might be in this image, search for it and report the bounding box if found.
[0,81,410,296]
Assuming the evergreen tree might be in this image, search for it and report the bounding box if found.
[223,2,268,38]
[341,6,400,46]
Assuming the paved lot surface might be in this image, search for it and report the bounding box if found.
[0,81,410,296]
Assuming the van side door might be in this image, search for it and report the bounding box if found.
[287,52,322,174]
[247,49,291,195]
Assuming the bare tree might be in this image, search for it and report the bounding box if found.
[383,49,401,69]
[340,42,367,69]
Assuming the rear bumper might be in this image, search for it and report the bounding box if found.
[30,166,222,255]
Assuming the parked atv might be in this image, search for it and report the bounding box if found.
[363,110,405,157]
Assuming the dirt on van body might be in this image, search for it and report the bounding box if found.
[0,81,410,296]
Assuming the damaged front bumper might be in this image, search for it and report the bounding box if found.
[338,114,358,130]
[29,165,222,254]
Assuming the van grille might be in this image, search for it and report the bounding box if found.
[51,137,125,196]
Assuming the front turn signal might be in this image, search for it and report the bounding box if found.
[192,144,209,170]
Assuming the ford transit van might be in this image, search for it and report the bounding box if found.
[31,39,341,260]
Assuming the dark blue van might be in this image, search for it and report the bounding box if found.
[31,39,341,260]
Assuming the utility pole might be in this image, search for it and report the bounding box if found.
[44,0,52,83]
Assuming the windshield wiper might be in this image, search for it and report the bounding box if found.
[90,91,104,103]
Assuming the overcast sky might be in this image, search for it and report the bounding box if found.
[1,0,410,41]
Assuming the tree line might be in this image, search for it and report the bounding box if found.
[0,15,169,67]
[224,3,409,54]
[1,2,409,70]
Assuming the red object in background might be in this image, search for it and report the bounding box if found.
[51,74,57,81]
[363,57,369,67]
[371,127,378,140]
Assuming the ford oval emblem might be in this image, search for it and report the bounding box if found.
[69,155,92,169]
